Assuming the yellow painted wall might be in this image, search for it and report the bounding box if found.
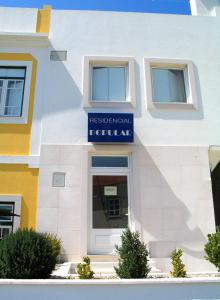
[36,5,51,34]
[0,164,39,229]
[0,53,37,155]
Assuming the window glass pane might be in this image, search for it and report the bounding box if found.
[0,68,25,78]
[92,156,128,168]
[152,68,187,103]
[0,204,13,222]
[4,80,24,116]
[93,175,128,228]
[92,67,108,101]
[92,66,127,101]
[108,67,126,101]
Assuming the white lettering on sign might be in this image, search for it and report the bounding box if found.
[89,129,132,137]
[89,117,132,124]
[104,186,117,196]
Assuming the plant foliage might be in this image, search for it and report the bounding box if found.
[77,256,94,279]
[0,229,60,279]
[204,228,220,272]
[170,249,187,278]
[114,228,151,278]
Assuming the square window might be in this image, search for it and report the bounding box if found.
[0,61,32,124]
[144,58,198,110]
[83,56,136,107]
[92,66,127,102]
[152,68,187,103]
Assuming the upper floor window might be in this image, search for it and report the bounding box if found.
[0,61,32,124]
[0,67,26,117]
[92,66,127,102]
[152,67,187,103]
[144,58,198,110]
[83,56,136,108]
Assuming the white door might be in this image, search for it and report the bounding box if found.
[88,156,130,254]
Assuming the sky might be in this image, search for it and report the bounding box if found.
[0,0,191,15]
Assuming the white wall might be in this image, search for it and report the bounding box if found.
[0,7,38,33]
[0,279,219,300]
[38,10,220,147]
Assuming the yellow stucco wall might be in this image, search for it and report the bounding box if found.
[36,5,51,34]
[0,164,39,229]
[0,53,37,155]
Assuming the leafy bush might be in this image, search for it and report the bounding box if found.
[77,256,94,279]
[44,233,61,259]
[204,228,220,271]
[114,228,151,278]
[170,249,187,278]
[0,229,60,279]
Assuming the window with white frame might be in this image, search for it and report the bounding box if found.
[0,196,21,239]
[0,203,14,240]
[0,61,32,124]
[0,67,26,117]
[144,58,198,109]
[83,56,136,107]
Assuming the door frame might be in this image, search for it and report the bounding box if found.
[88,154,131,254]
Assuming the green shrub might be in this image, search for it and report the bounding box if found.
[0,229,60,279]
[170,249,187,278]
[114,228,151,278]
[44,233,61,259]
[204,228,220,271]
[77,256,94,279]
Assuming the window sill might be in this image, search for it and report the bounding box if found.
[83,100,135,109]
[0,116,28,124]
[149,102,197,110]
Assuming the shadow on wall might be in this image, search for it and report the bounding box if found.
[133,134,212,265]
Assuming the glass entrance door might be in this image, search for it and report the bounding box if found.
[90,174,128,254]
[89,156,130,254]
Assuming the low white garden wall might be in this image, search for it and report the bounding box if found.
[0,278,220,300]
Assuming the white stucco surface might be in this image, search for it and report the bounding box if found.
[0,278,219,300]
[0,7,38,33]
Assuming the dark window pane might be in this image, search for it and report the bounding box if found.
[92,156,128,168]
[93,175,128,229]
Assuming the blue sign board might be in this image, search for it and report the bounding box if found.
[88,113,134,143]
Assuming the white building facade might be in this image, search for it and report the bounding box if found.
[0,0,220,273]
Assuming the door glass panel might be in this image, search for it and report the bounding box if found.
[93,175,128,229]
[92,156,128,168]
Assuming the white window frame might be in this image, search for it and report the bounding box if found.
[0,61,32,124]
[83,56,136,108]
[144,58,198,110]
[0,195,21,233]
